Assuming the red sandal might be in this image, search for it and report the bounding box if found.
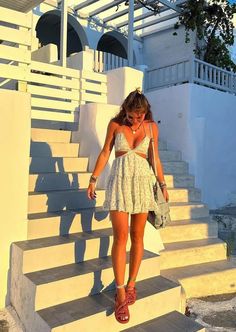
[126,286,137,305]
[114,285,130,324]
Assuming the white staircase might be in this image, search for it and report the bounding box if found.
[10,125,236,331]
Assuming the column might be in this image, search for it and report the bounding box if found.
[128,0,134,67]
[60,0,68,67]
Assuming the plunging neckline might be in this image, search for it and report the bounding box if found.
[119,132,148,151]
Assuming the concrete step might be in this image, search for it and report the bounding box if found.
[27,207,111,240]
[29,172,91,192]
[31,128,71,143]
[29,157,88,173]
[25,250,160,310]
[170,203,209,221]
[160,238,227,270]
[29,172,195,192]
[167,188,201,203]
[30,142,80,157]
[28,157,187,175]
[163,161,189,174]
[27,203,210,240]
[28,189,106,214]
[159,150,181,161]
[161,259,236,298]
[14,228,116,273]
[28,188,201,214]
[124,310,205,332]
[35,276,182,332]
[160,218,218,243]
[165,174,195,188]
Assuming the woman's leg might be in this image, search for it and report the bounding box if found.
[110,210,129,303]
[128,213,148,288]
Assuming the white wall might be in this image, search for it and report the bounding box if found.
[146,83,236,209]
[143,25,196,69]
[0,90,31,308]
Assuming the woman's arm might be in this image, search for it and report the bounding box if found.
[91,120,117,177]
[87,120,117,200]
[150,121,169,202]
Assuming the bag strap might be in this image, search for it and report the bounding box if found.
[149,122,157,178]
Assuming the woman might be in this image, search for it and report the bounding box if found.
[87,89,169,324]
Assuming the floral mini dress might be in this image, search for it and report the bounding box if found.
[103,123,159,215]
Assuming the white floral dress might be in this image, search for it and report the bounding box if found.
[103,124,159,215]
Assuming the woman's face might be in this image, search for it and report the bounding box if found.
[126,109,146,125]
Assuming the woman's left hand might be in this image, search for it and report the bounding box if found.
[161,187,169,202]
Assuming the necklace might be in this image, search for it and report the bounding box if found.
[130,121,143,134]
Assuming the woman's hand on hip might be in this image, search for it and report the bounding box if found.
[87,183,97,200]
[161,187,169,202]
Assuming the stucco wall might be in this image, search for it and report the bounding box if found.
[143,25,196,69]
[146,83,236,209]
[0,90,31,308]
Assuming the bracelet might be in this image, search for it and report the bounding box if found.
[89,175,98,184]
[159,181,167,188]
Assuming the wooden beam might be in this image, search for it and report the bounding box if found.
[117,6,170,28]
[103,0,155,23]
[89,0,125,17]
[74,0,99,11]
[134,12,179,31]
[157,0,182,13]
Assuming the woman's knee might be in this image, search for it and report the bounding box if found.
[113,232,128,246]
[130,230,144,245]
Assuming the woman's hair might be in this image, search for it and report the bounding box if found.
[112,88,153,124]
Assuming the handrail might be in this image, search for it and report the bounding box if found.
[145,57,236,95]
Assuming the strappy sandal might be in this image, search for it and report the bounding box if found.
[126,286,137,305]
[126,277,137,305]
[114,284,130,324]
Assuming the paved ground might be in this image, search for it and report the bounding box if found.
[187,292,236,332]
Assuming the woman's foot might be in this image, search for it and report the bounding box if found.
[126,278,137,305]
[126,286,137,305]
[114,285,130,324]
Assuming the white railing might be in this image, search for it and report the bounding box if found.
[93,50,128,72]
[145,57,236,95]
[0,59,107,122]
[0,6,107,123]
[29,63,107,122]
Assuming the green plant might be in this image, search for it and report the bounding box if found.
[174,0,236,72]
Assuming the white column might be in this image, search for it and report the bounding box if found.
[128,0,134,67]
[60,0,68,67]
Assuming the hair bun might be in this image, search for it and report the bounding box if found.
[135,87,142,94]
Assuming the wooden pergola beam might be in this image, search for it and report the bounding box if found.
[134,11,179,31]
[116,6,170,28]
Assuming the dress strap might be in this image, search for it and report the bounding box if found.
[143,122,146,136]
[149,122,153,139]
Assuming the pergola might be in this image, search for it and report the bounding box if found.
[0,0,187,67]
[60,0,187,67]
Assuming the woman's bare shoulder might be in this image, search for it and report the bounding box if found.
[107,120,120,134]
[144,119,157,127]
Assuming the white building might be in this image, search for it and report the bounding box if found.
[0,1,236,331]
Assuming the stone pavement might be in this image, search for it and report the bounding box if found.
[187,292,236,332]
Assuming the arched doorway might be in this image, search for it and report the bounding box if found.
[97,31,128,59]
[35,10,89,59]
